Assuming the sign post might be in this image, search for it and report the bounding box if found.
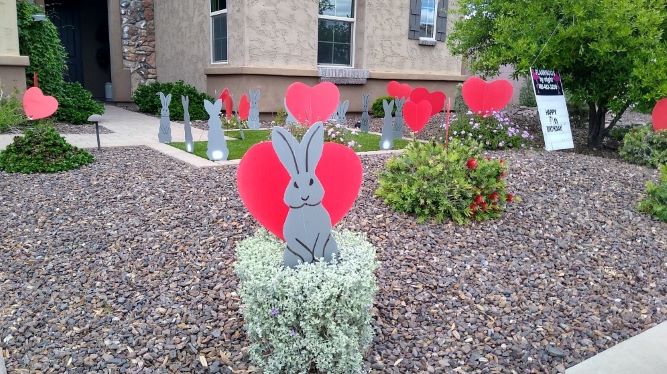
[531,68,574,151]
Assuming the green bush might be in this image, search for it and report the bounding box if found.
[133,81,214,121]
[518,78,537,107]
[236,229,378,374]
[376,139,516,224]
[638,165,667,221]
[453,83,469,114]
[619,125,667,168]
[17,1,103,124]
[449,110,534,150]
[0,125,94,173]
[0,91,27,132]
[371,95,397,118]
[56,82,104,124]
[274,107,288,125]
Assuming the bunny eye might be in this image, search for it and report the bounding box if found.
[309,178,314,186]
[293,181,299,189]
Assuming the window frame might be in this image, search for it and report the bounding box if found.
[210,3,228,64]
[419,0,438,41]
[317,1,356,68]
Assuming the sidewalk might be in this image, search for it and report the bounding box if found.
[0,105,219,167]
[566,321,667,374]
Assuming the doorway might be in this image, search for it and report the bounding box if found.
[46,0,112,99]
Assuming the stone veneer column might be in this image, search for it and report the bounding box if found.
[120,0,156,92]
[0,0,29,93]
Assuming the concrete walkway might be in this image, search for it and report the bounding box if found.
[567,321,667,374]
[0,105,220,167]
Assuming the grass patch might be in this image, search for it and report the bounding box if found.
[170,129,410,160]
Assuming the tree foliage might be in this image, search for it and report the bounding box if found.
[448,0,667,146]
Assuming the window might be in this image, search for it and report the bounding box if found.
[419,0,437,39]
[211,0,227,62]
[317,0,355,66]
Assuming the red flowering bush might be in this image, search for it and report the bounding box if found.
[376,139,517,224]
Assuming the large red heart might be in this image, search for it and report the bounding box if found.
[237,142,362,240]
[652,98,667,132]
[387,81,413,99]
[285,82,340,126]
[238,94,250,121]
[410,87,446,116]
[462,77,514,115]
[403,100,432,132]
[22,87,58,120]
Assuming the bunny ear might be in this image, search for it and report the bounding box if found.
[301,122,324,173]
[213,98,223,112]
[204,99,214,113]
[342,100,350,112]
[165,94,172,105]
[272,126,301,176]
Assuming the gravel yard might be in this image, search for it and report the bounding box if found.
[1,147,665,373]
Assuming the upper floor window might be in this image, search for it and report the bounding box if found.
[211,0,227,63]
[317,0,355,66]
[419,0,437,39]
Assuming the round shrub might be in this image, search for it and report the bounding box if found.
[371,95,397,118]
[619,125,667,168]
[376,139,516,224]
[133,81,214,121]
[56,82,104,124]
[638,165,667,221]
[0,125,94,173]
[449,110,534,150]
[235,229,378,374]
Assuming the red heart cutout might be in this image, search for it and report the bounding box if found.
[387,81,413,99]
[410,87,446,116]
[462,77,514,115]
[219,88,234,119]
[403,100,432,132]
[22,87,58,120]
[237,142,362,240]
[285,82,340,126]
[652,98,667,132]
[238,94,250,121]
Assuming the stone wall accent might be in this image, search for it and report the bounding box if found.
[120,0,156,92]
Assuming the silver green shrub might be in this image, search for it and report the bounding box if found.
[235,229,379,374]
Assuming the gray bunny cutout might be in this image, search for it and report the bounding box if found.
[157,92,172,143]
[393,98,406,139]
[380,99,395,150]
[271,122,338,268]
[204,99,229,161]
[248,89,261,130]
[360,94,370,133]
[181,96,194,153]
[333,99,350,125]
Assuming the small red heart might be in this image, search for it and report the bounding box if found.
[238,94,250,121]
[22,87,58,120]
[403,100,432,132]
[410,87,446,116]
[237,142,362,240]
[462,77,514,115]
[652,98,667,132]
[219,88,234,119]
[285,82,340,126]
[387,80,413,99]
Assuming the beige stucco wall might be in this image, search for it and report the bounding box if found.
[0,0,28,92]
[241,1,318,69]
[154,0,209,91]
[362,0,462,75]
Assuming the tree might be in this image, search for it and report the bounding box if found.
[448,0,667,147]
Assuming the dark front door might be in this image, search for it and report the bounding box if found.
[48,0,84,84]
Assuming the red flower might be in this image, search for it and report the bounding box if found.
[489,192,500,201]
[466,158,478,170]
[481,202,489,211]
[469,203,478,214]
[474,195,484,204]
[506,193,514,203]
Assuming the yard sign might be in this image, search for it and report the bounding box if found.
[531,68,574,151]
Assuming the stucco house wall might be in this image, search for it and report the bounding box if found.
[0,0,29,93]
[154,0,466,113]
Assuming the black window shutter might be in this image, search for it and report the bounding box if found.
[435,0,449,42]
[408,0,422,40]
